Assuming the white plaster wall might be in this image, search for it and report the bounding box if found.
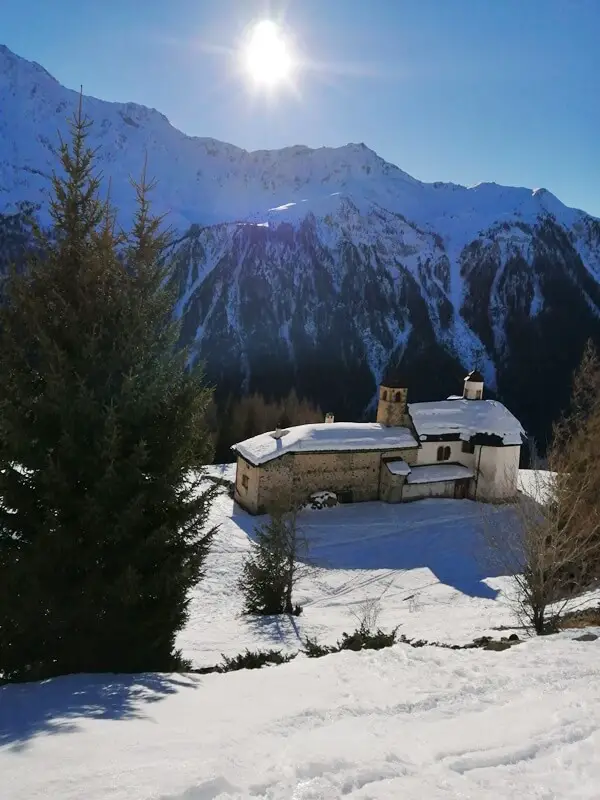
[416,440,476,468]
[474,445,520,500]
[464,381,484,400]
[402,480,457,502]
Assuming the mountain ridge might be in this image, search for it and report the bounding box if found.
[2,42,600,451]
[1,42,593,231]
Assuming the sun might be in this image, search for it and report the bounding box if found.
[242,20,294,87]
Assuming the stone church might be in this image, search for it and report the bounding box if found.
[232,370,525,515]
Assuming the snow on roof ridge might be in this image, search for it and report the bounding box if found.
[408,398,524,446]
[232,421,419,465]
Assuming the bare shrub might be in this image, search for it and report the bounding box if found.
[349,595,383,632]
[484,342,600,634]
[348,577,395,631]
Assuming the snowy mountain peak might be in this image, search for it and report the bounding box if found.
[3,41,592,236]
[2,43,600,453]
[0,42,59,86]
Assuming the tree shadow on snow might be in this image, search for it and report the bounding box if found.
[230,502,263,540]
[293,499,521,601]
[242,611,303,647]
[0,672,198,752]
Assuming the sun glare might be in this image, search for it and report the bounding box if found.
[242,20,293,87]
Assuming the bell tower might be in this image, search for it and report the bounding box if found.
[376,368,409,427]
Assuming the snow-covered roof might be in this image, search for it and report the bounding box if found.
[406,464,474,485]
[385,459,411,476]
[408,399,524,446]
[232,423,418,466]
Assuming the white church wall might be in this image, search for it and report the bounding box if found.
[402,480,457,502]
[416,440,476,468]
[474,445,520,500]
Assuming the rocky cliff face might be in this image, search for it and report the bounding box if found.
[2,43,600,447]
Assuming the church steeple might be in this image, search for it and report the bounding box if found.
[376,366,409,427]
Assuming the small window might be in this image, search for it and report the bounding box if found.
[382,390,388,401]
[437,445,451,461]
[462,440,475,454]
[241,474,249,490]
[475,390,482,400]
[394,391,402,402]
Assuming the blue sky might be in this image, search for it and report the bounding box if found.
[3,0,599,215]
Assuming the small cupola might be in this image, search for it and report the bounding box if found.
[463,369,484,401]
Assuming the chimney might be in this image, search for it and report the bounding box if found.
[271,421,284,439]
[325,412,335,424]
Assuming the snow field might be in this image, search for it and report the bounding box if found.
[3,465,600,799]
[3,634,600,799]
[180,466,522,666]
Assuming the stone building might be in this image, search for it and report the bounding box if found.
[232,370,524,515]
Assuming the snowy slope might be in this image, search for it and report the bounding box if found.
[3,471,600,800]
[3,634,600,800]
[179,487,518,665]
[178,467,596,664]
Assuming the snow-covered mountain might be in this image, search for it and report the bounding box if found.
[2,42,600,445]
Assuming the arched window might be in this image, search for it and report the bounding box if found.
[437,446,451,461]
[394,391,402,402]
[382,390,388,401]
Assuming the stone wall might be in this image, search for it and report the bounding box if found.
[234,455,260,513]
[250,446,420,512]
[291,450,381,503]
[379,464,406,503]
[381,447,419,466]
[255,453,295,513]
[376,386,411,427]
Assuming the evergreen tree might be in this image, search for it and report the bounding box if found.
[238,508,304,616]
[0,100,217,682]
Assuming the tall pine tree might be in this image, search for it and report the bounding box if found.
[0,100,217,682]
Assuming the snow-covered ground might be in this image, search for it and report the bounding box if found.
[3,632,600,799]
[180,464,525,666]
[3,466,600,799]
